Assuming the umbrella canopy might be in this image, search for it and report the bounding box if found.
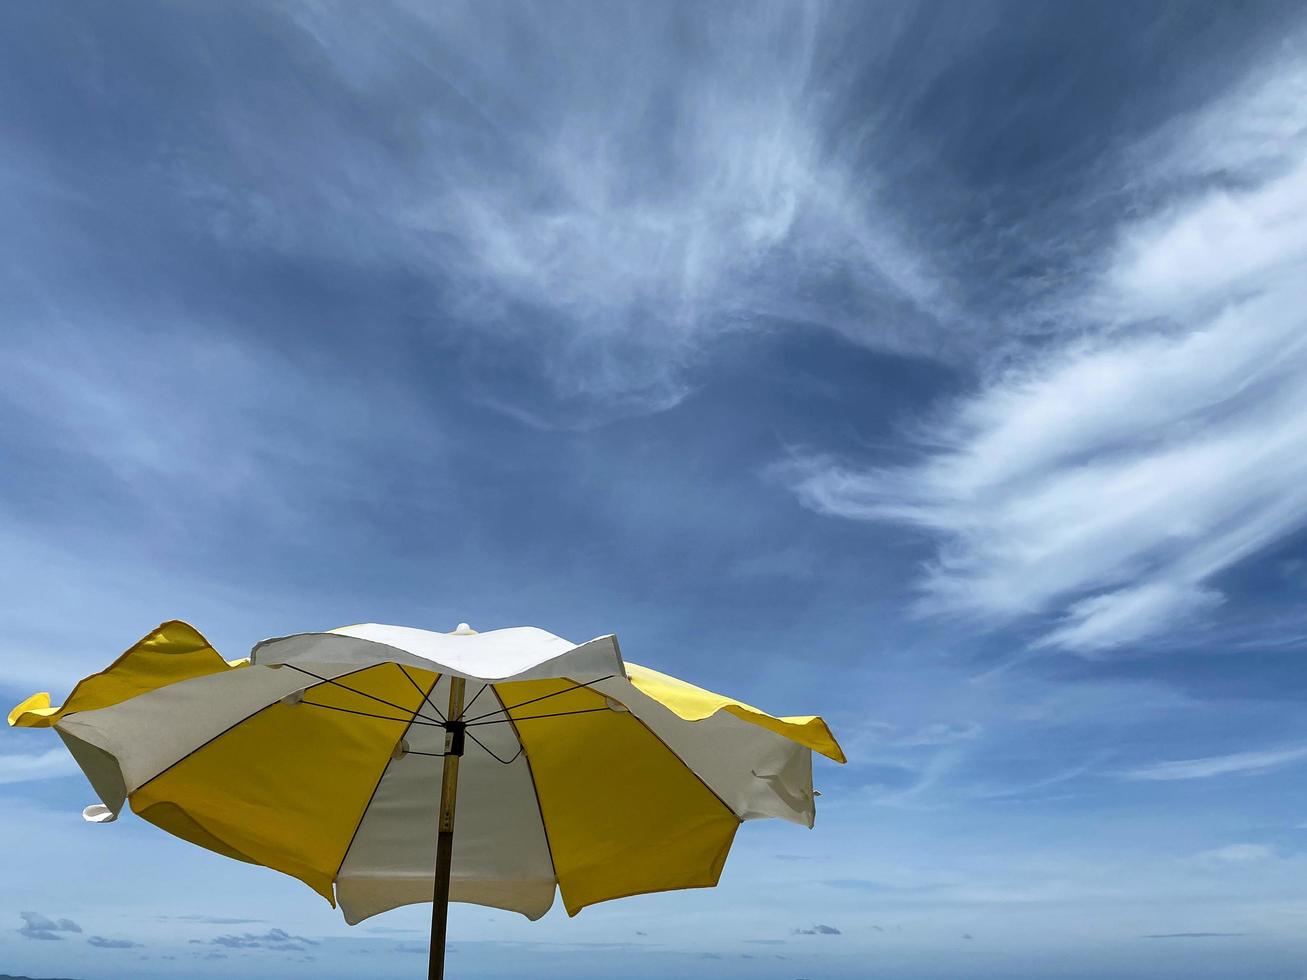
[10,620,844,964]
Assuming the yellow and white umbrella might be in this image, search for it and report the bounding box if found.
[10,620,845,978]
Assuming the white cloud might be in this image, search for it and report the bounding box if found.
[1193,844,1274,864]
[411,11,945,413]
[0,748,78,786]
[272,2,953,422]
[889,722,984,748]
[1037,582,1226,653]
[787,51,1307,652]
[0,320,445,532]
[1120,745,1307,782]
[1111,158,1307,317]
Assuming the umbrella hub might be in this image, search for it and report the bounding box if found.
[442,719,466,757]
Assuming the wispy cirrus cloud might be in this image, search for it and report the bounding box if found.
[786,48,1307,653]
[1143,932,1246,939]
[1193,844,1274,864]
[209,1,956,424]
[0,322,445,532]
[1120,745,1307,782]
[0,748,78,786]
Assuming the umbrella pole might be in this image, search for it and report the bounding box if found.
[429,676,466,980]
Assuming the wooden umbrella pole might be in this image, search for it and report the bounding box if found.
[429,676,466,980]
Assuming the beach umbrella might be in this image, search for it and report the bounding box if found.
[9,620,845,979]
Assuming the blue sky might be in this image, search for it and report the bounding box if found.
[3,1,1307,977]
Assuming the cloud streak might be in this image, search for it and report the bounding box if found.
[1120,745,1307,782]
[793,924,842,936]
[787,48,1307,652]
[0,748,79,785]
[204,927,319,952]
[1193,844,1274,864]
[87,935,143,949]
[267,1,955,423]
[1143,932,1246,939]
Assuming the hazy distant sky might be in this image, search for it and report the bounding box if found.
[4,2,1307,978]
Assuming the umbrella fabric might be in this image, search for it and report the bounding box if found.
[10,621,845,923]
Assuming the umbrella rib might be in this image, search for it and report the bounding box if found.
[460,675,616,725]
[402,735,522,765]
[456,683,489,722]
[397,664,447,723]
[464,727,524,765]
[298,700,445,726]
[465,706,613,726]
[283,663,445,725]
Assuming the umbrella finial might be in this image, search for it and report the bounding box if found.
[452,623,477,635]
